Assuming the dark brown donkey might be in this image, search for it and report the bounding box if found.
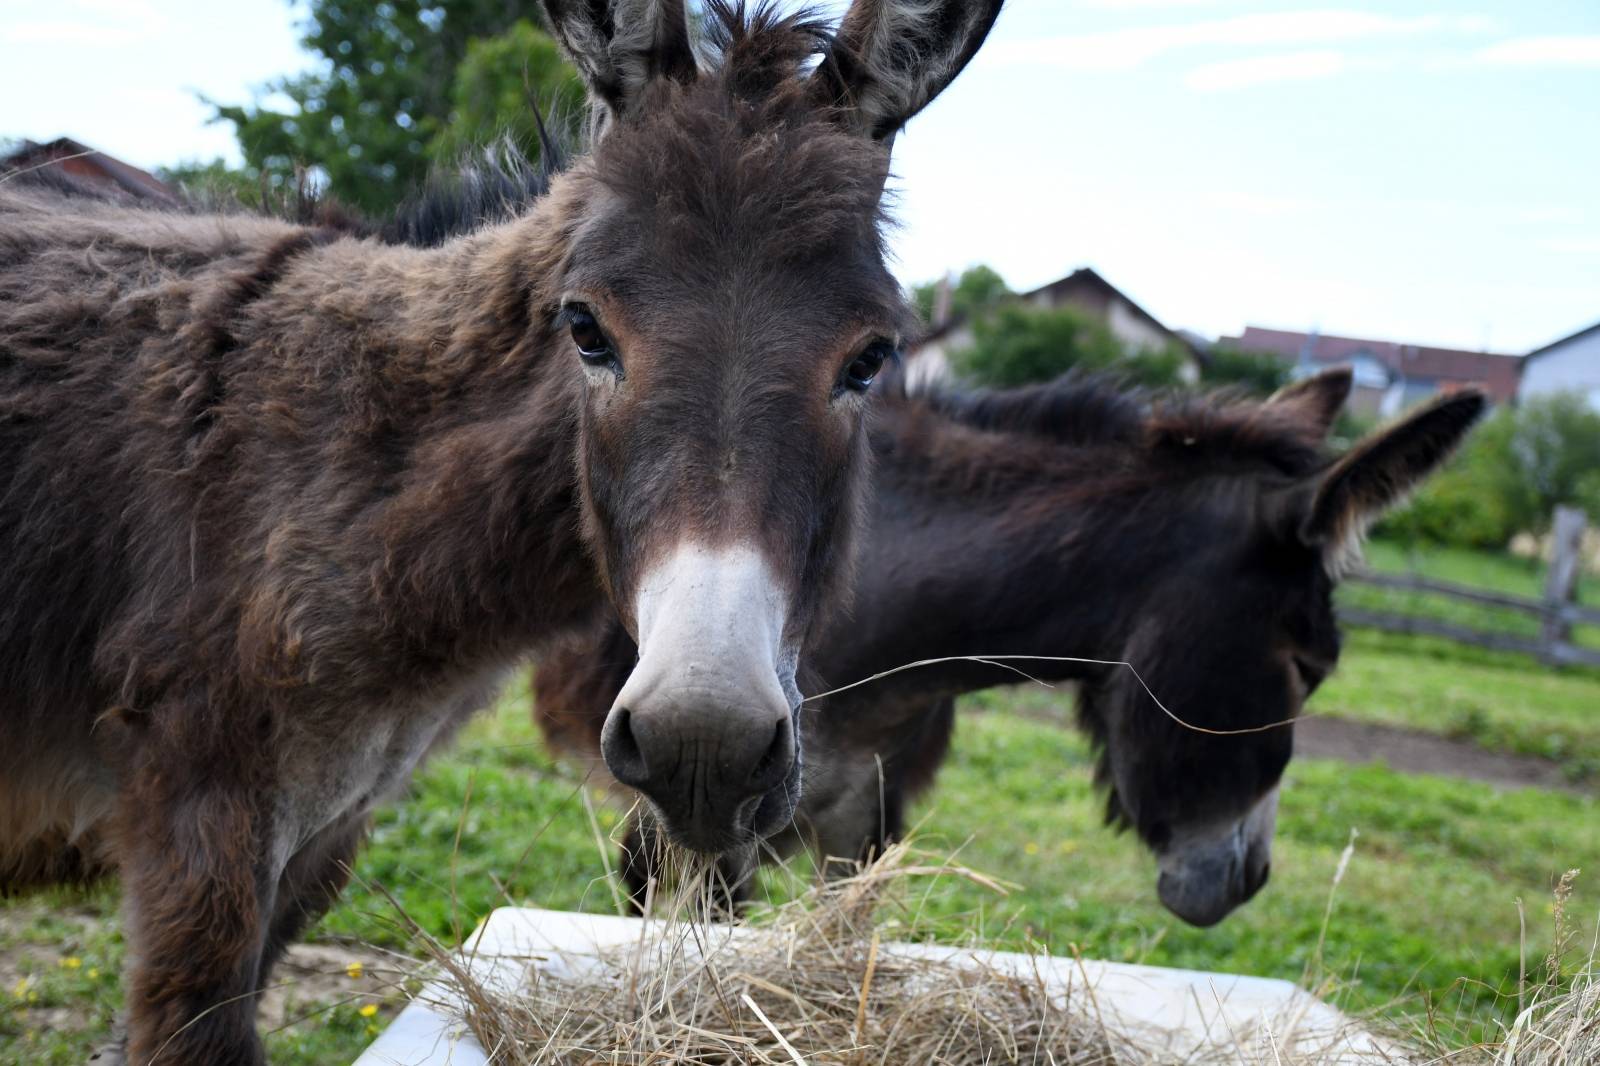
[0,2,1004,1061]
[536,368,1485,926]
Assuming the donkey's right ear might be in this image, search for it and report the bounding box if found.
[1299,389,1487,555]
[815,0,1006,141]
[541,0,697,124]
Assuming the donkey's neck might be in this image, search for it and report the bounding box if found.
[813,404,1192,709]
[248,182,601,676]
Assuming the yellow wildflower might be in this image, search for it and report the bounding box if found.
[358,1003,379,1018]
[60,956,82,970]
[1023,841,1040,856]
[345,961,364,979]
[87,968,100,980]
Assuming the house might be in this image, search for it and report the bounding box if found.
[0,137,179,206]
[909,267,1202,386]
[1220,326,1522,417]
[1519,320,1600,412]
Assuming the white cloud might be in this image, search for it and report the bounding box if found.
[980,10,1496,71]
[1186,49,1347,90]
[1473,35,1600,68]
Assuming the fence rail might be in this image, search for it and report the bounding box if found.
[1343,505,1599,669]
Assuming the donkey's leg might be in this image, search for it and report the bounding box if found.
[254,815,368,996]
[117,748,278,1066]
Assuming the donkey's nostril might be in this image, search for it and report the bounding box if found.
[602,707,649,789]
[747,715,794,791]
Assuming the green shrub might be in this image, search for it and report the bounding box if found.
[950,303,1187,389]
[1378,392,1600,549]
[1201,345,1290,397]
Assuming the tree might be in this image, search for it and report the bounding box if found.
[156,159,266,208]
[911,264,1010,327]
[950,303,1187,390]
[209,1,577,214]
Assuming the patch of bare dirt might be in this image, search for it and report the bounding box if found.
[1296,715,1588,793]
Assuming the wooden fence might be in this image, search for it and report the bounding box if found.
[1344,506,1600,669]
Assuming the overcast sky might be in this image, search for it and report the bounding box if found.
[3,0,1596,352]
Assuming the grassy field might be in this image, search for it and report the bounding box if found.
[3,539,1597,1064]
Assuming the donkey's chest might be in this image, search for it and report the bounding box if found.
[271,669,506,858]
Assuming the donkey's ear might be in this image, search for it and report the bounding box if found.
[541,0,697,123]
[1300,389,1487,551]
[815,0,1006,140]
[1266,366,1352,440]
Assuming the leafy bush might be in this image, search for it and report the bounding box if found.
[1379,392,1600,549]
[950,303,1187,389]
[1201,345,1290,397]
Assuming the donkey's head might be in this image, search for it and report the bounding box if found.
[1081,371,1485,926]
[542,0,1002,852]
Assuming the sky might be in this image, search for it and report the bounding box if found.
[3,0,1597,352]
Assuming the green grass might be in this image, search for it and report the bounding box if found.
[6,670,1595,1063]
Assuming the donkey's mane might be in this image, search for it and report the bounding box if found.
[896,370,1328,478]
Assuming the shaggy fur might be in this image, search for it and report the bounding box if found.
[533,369,1485,914]
[0,1,1006,1061]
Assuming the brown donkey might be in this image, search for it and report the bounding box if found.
[0,1,1004,1061]
[535,369,1485,925]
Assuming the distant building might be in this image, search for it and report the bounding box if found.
[0,137,178,206]
[1220,326,1522,417]
[1519,320,1600,412]
[910,267,1202,386]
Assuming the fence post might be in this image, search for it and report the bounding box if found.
[1542,505,1586,664]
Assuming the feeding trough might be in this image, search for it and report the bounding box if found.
[353,854,1398,1066]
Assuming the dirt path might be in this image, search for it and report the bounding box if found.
[1295,715,1587,794]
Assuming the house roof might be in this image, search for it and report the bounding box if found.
[0,137,179,205]
[1024,267,1196,354]
[1223,325,1523,403]
[1525,319,1600,362]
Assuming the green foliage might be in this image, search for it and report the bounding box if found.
[951,302,1187,389]
[210,1,578,214]
[1380,393,1600,549]
[911,264,1011,326]
[429,20,586,163]
[1201,344,1290,397]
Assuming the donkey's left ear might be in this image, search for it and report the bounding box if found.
[1301,389,1487,550]
[815,0,1006,141]
[541,0,697,124]
[1267,366,1352,440]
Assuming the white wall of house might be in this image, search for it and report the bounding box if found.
[1521,327,1600,411]
[1106,300,1170,354]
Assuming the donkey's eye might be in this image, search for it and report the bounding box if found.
[839,340,895,394]
[1291,656,1328,695]
[564,305,616,367]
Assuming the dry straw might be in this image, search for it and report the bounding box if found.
[421,842,1444,1066]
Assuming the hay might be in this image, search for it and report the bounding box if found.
[430,844,1397,1065]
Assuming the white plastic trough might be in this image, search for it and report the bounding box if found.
[353,906,1396,1065]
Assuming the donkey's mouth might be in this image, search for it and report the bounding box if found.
[650,760,802,856]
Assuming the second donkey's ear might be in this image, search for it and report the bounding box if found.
[815,0,1006,141]
[541,0,697,125]
[1299,389,1487,557]
[1267,366,1353,440]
